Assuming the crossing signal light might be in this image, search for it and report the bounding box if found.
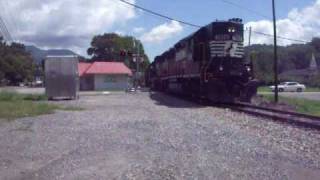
[127,51,133,57]
[120,50,126,56]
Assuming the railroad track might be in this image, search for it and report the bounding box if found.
[221,102,320,130]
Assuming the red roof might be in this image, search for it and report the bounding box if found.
[78,63,92,76]
[79,62,132,76]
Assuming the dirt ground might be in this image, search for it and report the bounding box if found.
[0,92,320,179]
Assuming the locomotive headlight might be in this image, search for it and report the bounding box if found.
[228,27,236,33]
[219,66,224,71]
[246,67,251,72]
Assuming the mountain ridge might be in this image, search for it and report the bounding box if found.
[25,45,78,64]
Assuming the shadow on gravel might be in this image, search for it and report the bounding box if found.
[149,91,204,108]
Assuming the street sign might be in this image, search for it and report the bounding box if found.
[132,56,144,63]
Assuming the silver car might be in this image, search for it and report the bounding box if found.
[269,82,306,92]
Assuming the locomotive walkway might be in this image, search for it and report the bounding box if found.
[0,92,320,179]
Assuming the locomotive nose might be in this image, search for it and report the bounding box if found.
[240,80,259,102]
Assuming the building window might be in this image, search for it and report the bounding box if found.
[104,76,115,83]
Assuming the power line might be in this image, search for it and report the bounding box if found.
[250,30,307,43]
[219,0,307,43]
[0,18,8,40]
[0,27,5,40]
[119,0,307,43]
[118,0,201,28]
[0,17,12,41]
[0,16,12,42]
[0,18,12,42]
[219,0,270,19]
[1,0,19,41]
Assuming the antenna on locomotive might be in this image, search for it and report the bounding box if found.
[229,18,243,23]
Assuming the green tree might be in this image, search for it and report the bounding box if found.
[310,37,320,65]
[311,37,320,51]
[245,43,316,84]
[87,33,150,72]
[0,37,35,85]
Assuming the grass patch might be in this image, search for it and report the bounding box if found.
[0,91,47,101]
[0,91,83,120]
[0,101,59,120]
[258,86,320,93]
[258,86,272,93]
[58,106,84,111]
[261,94,320,116]
[304,87,320,92]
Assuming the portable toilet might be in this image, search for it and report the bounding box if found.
[45,55,79,100]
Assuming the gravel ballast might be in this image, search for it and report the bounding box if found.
[0,92,319,179]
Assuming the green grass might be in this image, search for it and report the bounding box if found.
[258,86,320,93]
[304,87,320,92]
[261,94,320,116]
[0,91,47,101]
[0,91,83,120]
[0,101,59,120]
[60,106,84,111]
[258,86,272,92]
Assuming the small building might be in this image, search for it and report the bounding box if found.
[79,62,132,91]
[45,56,79,99]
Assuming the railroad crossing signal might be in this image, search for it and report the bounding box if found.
[132,55,144,63]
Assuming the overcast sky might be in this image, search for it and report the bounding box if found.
[1,0,320,60]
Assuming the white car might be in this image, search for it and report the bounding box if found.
[269,82,306,92]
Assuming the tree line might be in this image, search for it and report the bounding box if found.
[1,33,319,87]
[0,37,35,85]
[245,37,320,86]
[86,33,150,73]
[0,33,151,86]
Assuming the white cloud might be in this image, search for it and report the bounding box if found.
[1,0,136,55]
[141,20,183,43]
[115,30,125,36]
[245,0,320,46]
[133,27,145,33]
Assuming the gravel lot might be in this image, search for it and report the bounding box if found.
[0,92,320,179]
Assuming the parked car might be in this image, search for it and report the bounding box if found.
[269,82,306,92]
[29,80,43,87]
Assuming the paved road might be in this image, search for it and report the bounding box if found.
[0,92,320,179]
[2,86,319,101]
[0,87,117,96]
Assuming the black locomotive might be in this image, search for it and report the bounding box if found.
[145,18,258,103]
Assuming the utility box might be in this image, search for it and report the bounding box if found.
[45,56,79,100]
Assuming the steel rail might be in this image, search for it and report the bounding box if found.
[233,102,320,121]
[221,102,320,130]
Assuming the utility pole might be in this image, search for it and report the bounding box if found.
[133,38,140,88]
[137,40,140,85]
[272,0,279,103]
[248,26,252,46]
[248,26,254,75]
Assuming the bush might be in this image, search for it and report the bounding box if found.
[308,74,320,87]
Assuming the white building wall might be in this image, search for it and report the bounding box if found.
[94,74,130,91]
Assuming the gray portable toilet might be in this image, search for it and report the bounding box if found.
[45,55,79,100]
